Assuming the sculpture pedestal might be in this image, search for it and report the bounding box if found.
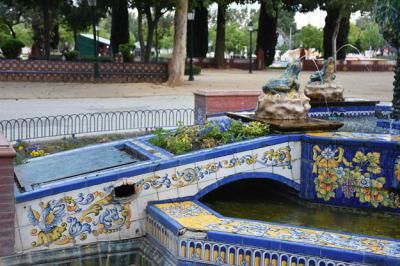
[255,91,311,120]
[305,83,344,103]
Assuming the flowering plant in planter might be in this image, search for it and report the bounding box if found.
[149,120,270,155]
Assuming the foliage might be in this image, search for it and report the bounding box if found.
[63,50,79,61]
[184,64,201,75]
[14,141,48,165]
[374,0,400,119]
[119,43,135,62]
[149,120,270,155]
[0,38,24,59]
[359,22,385,51]
[111,0,129,54]
[294,25,323,51]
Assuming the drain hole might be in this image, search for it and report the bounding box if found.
[114,183,136,198]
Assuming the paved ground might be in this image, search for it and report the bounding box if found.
[0,69,394,120]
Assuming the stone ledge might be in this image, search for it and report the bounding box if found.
[193,90,260,97]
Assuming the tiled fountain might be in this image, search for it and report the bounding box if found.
[2,63,400,266]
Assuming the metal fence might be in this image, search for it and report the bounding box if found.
[0,108,195,142]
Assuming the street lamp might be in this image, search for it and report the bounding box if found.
[87,0,99,81]
[247,21,254,74]
[188,10,195,81]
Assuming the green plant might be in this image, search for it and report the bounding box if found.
[119,43,135,63]
[63,50,79,61]
[184,64,201,75]
[149,120,270,155]
[0,39,24,59]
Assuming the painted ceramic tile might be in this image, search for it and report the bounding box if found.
[289,141,302,161]
[312,145,400,209]
[395,156,400,182]
[153,201,400,258]
[24,186,132,249]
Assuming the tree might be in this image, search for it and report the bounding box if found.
[318,0,373,60]
[111,0,129,54]
[214,0,228,68]
[295,24,323,51]
[374,0,400,119]
[167,0,188,86]
[186,1,209,58]
[0,0,25,39]
[60,1,93,49]
[133,0,174,63]
[359,22,385,51]
[257,0,280,67]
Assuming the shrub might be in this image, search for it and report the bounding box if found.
[63,50,79,61]
[0,39,24,59]
[119,43,135,63]
[149,120,269,155]
[184,64,201,75]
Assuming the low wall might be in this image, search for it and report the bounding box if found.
[194,90,261,124]
[303,59,396,72]
[0,59,168,83]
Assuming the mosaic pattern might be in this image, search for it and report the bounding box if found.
[27,187,131,247]
[312,145,400,208]
[138,147,292,191]
[308,132,400,142]
[178,238,358,266]
[154,201,400,258]
[396,156,400,182]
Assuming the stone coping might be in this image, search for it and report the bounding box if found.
[194,90,261,96]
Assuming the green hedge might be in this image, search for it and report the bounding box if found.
[1,39,24,59]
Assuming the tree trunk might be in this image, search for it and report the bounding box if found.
[144,21,156,63]
[323,7,350,60]
[137,10,145,62]
[332,14,341,65]
[111,0,130,54]
[6,24,16,39]
[73,29,78,50]
[187,3,208,58]
[393,57,400,119]
[43,1,51,59]
[256,1,279,67]
[214,2,226,68]
[167,0,188,87]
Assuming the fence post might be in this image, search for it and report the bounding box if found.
[0,133,16,257]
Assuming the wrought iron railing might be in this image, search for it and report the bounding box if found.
[0,108,194,141]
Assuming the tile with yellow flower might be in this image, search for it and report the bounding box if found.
[312,145,400,209]
[395,156,400,182]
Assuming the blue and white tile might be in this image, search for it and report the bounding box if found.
[194,158,218,182]
[291,159,301,184]
[215,154,236,180]
[137,193,159,219]
[128,199,140,221]
[272,165,293,181]
[233,151,256,174]
[153,167,177,193]
[250,147,267,171]
[19,225,48,252]
[157,187,179,201]
[14,228,22,253]
[96,229,120,242]
[177,183,199,198]
[289,141,302,161]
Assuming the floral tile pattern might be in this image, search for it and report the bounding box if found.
[312,145,400,209]
[308,132,400,142]
[154,201,400,258]
[136,146,293,192]
[25,186,131,248]
[395,156,400,182]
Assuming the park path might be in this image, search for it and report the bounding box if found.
[0,69,394,120]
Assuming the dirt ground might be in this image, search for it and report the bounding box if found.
[0,69,395,101]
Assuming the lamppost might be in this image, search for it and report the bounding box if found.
[88,0,99,81]
[188,10,195,81]
[247,21,254,74]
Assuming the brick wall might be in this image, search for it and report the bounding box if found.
[194,90,260,124]
[0,134,16,257]
[302,59,395,72]
[0,60,168,83]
